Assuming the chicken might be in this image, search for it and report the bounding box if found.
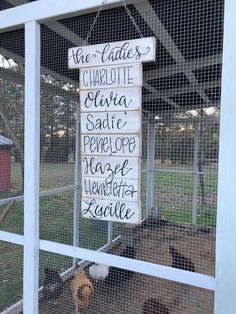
[43,268,63,304]
[89,263,110,281]
[120,245,136,259]
[71,267,93,314]
[169,245,195,272]
[105,245,136,285]
[142,298,169,314]
[141,217,168,229]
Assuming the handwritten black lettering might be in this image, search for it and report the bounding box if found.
[82,198,135,220]
[84,90,132,109]
[95,42,151,63]
[83,178,137,199]
[85,112,127,132]
[69,48,96,64]
[82,157,132,183]
[82,70,88,87]
[83,135,137,155]
[81,65,135,88]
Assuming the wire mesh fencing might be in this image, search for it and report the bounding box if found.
[37,0,222,312]
[0,0,224,313]
[0,242,23,312]
[0,27,25,312]
[38,252,214,314]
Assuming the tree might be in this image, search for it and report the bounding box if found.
[0,56,78,192]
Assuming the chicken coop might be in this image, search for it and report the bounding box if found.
[0,0,235,313]
[0,135,13,192]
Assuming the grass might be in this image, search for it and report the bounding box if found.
[152,169,217,227]
[0,162,218,310]
[158,201,216,227]
[0,242,23,312]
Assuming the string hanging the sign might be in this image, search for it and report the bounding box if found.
[85,0,107,44]
[85,0,143,44]
[120,0,143,38]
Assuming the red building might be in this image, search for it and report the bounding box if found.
[0,135,13,192]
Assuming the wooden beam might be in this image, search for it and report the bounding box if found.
[133,0,213,107]
[0,0,124,31]
[144,54,222,81]
[143,81,181,109]
[143,80,221,102]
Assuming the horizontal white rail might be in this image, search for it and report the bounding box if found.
[0,232,216,290]
[0,0,123,31]
[0,231,24,245]
[40,239,216,291]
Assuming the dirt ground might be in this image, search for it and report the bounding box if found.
[39,221,215,314]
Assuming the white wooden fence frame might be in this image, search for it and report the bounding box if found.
[0,0,235,313]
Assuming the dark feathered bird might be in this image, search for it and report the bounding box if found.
[43,268,63,303]
[105,246,136,285]
[120,245,136,259]
[142,298,169,314]
[169,245,195,272]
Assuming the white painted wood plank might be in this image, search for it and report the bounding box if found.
[214,1,236,313]
[82,177,140,202]
[81,133,141,157]
[68,37,156,68]
[79,63,143,89]
[80,87,142,112]
[23,21,40,314]
[0,231,24,246]
[81,198,141,223]
[81,155,140,181]
[73,102,80,266]
[0,0,122,31]
[81,111,141,134]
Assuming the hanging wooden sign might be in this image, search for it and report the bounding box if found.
[69,36,156,224]
[68,37,156,68]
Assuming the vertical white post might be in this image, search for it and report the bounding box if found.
[192,123,200,225]
[23,21,40,314]
[73,102,80,266]
[214,1,236,313]
[146,117,156,216]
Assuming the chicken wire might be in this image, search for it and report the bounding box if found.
[38,253,214,314]
[0,242,23,312]
[0,27,24,312]
[0,0,224,313]
[37,0,222,313]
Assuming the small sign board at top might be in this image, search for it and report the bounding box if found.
[68,37,156,69]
